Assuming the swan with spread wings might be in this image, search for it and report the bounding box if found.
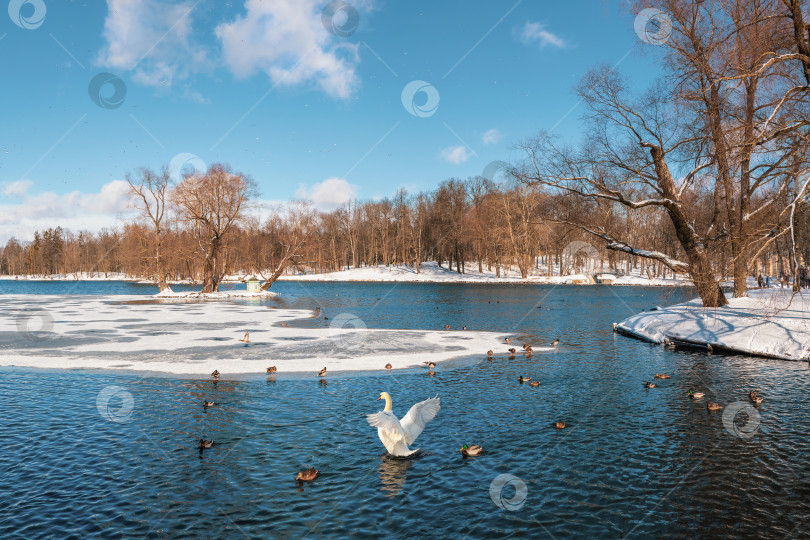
[366,392,441,457]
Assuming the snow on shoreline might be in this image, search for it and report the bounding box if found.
[616,289,810,361]
[154,289,278,299]
[0,262,692,287]
[0,295,508,375]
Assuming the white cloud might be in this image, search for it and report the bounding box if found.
[216,0,364,98]
[0,180,136,242]
[97,0,209,88]
[295,177,358,210]
[441,145,472,164]
[2,179,33,199]
[516,21,567,49]
[482,129,502,146]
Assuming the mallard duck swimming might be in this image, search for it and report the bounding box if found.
[552,339,559,347]
[706,402,722,411]
[444,324,451,331]
[385,363,392,370]
[239,331,250,343]
[644,381,656,389]
[198,439,214,449]
[749,391,763,404]
[689,390,705,399]
[424,361,437,369]
[518,376,530,383]
[553,421,566,430]
[203,400,214,408]
[654,373,670,380]
[296,467,319,482]
[266,366,277,374]
[211,370,220,379]
[462,326,468,330]
[508,348,517,354]
[318,367,327,377]
[529,380,540,388]
[460,444,483,456]
[486,350,494,358]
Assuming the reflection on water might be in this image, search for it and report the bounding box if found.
[1,281,809,538]
[378,454,414,498]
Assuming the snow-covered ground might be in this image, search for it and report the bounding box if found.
[154,289,278,299]
[279,262,691,286]
[616,288,810,360]
[0,295,511,375]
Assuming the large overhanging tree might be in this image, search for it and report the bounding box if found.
[516,0,810,307]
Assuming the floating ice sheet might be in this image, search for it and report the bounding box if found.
[0,295,510,375]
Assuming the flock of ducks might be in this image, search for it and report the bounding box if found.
[648,375,765,412]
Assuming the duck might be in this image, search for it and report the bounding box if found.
[296,467,319,482]
[508,348,517,354]
[211,370,220,379]
[266,366,277,374]
[460,444,483,456]
[654,373,670,380]
[552,339,559,348]
[367,392,441,456]
[424,361,437,369]
[385,363,392,370]
[203,400,215,408]
[504,338,510,344]
[239,331,250,343]
[529,381,540,388]
[525,346,533,355]
[444,324,451,331]
[198,439,214,449]
[462,326,468,330]
[689,390,705,399]
[553,421,566,430]
[749,391,763,404]
[486,350,494,358]
[644,381,656,389]
[518,375,530,383]
[279,322,289,328]
[706,402,722,411]
[318,367,327,378]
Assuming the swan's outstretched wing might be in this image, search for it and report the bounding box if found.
[400,396,440,444]
[367,411,405,438]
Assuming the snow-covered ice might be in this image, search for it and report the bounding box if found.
[0,295,509,375]
[616,289,810,360]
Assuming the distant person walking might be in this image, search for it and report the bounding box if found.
[757,274,764,288]
[802,266,810,289]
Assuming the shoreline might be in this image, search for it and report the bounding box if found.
[616,288,810,361]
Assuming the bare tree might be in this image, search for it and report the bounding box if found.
[260,201,318,290]
[172,163,256,293]
[127,167,172,292]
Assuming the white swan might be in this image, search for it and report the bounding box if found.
[366,392,440,457]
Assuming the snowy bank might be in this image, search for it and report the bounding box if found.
[154,290,278,299]
[616,289,810,360]
[278,262,690,286]
[0,295,508,375]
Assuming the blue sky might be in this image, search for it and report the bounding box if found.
[0,0,662,241]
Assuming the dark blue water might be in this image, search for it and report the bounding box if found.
[1,281,808,538]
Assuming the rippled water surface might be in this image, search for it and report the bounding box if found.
[1,280,809,538]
